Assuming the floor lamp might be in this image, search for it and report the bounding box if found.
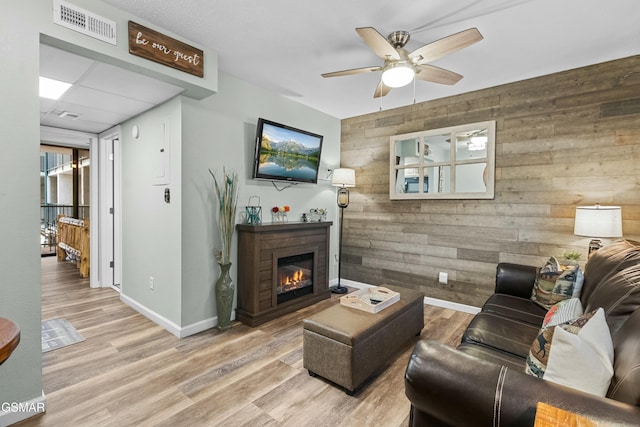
[331,168,355,294]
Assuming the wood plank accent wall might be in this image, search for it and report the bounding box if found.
[340,55,640,307]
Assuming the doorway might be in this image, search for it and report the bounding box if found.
[40,126,121,289]
[40,144,90,257]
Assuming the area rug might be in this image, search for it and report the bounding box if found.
[42,318,85,353]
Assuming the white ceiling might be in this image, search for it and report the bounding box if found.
[43,0,640,133]
[40,44,184,133]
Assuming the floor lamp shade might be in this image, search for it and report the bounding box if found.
[574,205,622,238]
[331,168,355,188]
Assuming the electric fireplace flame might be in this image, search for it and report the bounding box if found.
[277,253,313,303]
[278,267,312,293]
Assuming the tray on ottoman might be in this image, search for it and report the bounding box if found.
[340,286,400,313]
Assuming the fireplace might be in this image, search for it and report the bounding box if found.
[277,253,314,304]
[236,222,332,327]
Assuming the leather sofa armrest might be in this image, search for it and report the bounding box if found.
[404,340,640,427]
[495,262,537,298]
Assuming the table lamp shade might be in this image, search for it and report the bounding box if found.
[574,205,622,238]
[331,168,355,187]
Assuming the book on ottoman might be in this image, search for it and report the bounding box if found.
[340,286,400,313]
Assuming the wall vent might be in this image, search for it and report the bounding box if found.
[53,0,117,45]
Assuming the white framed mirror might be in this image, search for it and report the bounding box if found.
[390,120,495,200]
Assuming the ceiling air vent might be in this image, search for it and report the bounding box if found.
[53,0,117,45]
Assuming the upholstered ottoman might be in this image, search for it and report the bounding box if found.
[303,285,424,394]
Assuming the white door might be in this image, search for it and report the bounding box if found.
[96,128,121,289]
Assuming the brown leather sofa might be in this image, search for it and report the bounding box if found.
[405,240,640,426]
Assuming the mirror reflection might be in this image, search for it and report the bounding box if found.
[390,121,495,200]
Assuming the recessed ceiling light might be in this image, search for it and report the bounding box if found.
[39,76,72,100]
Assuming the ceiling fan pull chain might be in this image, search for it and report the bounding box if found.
[413,77,417,104]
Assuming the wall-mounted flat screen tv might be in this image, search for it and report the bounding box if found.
[252,118,324,184]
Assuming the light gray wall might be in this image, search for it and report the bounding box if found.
[0,2,43,406]
[180,72,341,326]
[120,97,183,325]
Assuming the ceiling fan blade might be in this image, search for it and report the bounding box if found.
[356,27,401,60]
[409,27,483,64]
[321,66,382,78]
[415,64,463,85]
[373,81,392,98]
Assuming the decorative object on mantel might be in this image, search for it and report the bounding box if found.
[308,208,327,222]
[271,205,290,223]
[209,168,239,331]
[245,196,262,225]
[331,168,356,294]
[574,204,622,259]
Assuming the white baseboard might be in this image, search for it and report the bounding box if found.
[0,391,46,427]
[120,294,232,338]
[423,297,481,314]
[331,278,481,315]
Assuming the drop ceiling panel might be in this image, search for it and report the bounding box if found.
[62,86,155,117]
[40,98,58,113]
[51,101,131,124]
[81,62,184,104]
[40,115,114,134]
[39,43,190,134]
[39,44,94,83]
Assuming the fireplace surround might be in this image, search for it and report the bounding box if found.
[236,221,332,326]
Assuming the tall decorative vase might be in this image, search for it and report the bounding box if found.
[215,262,234,331]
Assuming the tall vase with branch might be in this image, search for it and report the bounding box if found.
[209,168,238,331]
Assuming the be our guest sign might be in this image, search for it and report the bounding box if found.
[128,21,204,78]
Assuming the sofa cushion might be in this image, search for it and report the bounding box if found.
[581,239,640,305]
[542,298,583,328]
[526,308,614,396]
[482,293,547,325]
[584,264,640,336]
[462,312,540,358]
[530,256,584,309]
[457,342,525,371]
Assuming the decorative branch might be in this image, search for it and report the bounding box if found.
[209,167,238,264]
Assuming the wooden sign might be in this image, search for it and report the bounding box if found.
[128,21,204,78]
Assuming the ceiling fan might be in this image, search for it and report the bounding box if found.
[321,27,483,98]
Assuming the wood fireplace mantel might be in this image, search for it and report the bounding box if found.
[236,221,332,327]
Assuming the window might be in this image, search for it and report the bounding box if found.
[390,120,495,200]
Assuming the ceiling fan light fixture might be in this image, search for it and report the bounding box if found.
[468,135,488,151]
[381,62,415,88]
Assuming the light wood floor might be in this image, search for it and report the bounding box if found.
[19,257,473,427]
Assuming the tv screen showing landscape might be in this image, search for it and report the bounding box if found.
[252,118,323,184]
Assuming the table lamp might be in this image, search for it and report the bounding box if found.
[574,205,622,258]
[331,168,355,294]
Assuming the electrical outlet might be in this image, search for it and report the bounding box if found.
[438,272,448,284]
[149,276,154,290]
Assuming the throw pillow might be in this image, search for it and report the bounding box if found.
[544,308,614,396]
[542,298,583,328]
[530,256,584,309]
[525,308,614,396]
